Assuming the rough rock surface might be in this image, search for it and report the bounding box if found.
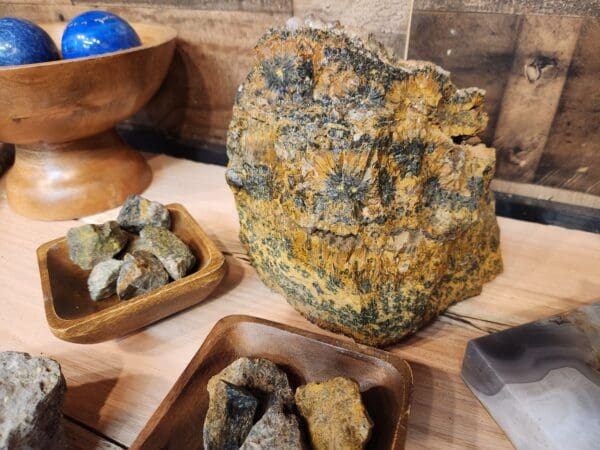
[207,357,294,408]
[87,258,124,300]
[204,380,258,450]
[240,403,305,450]
[116,250,169,300]
[67,221,128,270]
[117,194,171,232]
[295,377,372,450]
[226,20,503,346]
[0,352,66,450]
[139,226,196,280]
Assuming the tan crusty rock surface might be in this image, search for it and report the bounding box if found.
[295,376,372,450]
[226,20,503,346]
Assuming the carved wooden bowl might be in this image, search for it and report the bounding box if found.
[0,22,176,220]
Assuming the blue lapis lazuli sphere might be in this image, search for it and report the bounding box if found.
[61,11,141,59]
[0,17,60,66]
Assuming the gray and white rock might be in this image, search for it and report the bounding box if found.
[87,258,124,300]
[207,357,294,408]
[117,194,171,232]
[67,221,128,270]
[0,352,66,450]
[139,226,196,280]
[240,403,305,450]
[204,380,258,450]
[116,251,169,300]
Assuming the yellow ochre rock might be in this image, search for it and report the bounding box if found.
[295,377,373,450]
[226,20,503,346]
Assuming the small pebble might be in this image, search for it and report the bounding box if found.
[67,221,128,270]
[116,251,169,300]
[117,194,171,232]
[87,259,123,301]
[139,226,196,280]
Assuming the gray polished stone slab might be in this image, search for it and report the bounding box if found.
[462,302,599,450]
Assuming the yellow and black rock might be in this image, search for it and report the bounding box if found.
[226,20,503,346]
[295,377,372,450]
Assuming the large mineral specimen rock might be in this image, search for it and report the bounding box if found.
[203,380,258,450]
[226,20,503,346]
[0,351,66,450]
[67,221,128,270]
[295,377,372,450]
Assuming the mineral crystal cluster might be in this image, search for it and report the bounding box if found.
[226,20,503,346]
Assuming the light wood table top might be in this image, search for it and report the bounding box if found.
[1,154,598,449]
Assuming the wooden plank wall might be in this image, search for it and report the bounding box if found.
[1,0,599,208]
[409,0,600,202]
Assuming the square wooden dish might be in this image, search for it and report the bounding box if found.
[37,204,226,344]
[130,315,413,450]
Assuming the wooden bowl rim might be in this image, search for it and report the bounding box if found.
[0,22,177,72]
[130,314,414,450]
[37,203,226,340]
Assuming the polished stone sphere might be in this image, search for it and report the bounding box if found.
[0,17,60,66]
[61,11,141,59]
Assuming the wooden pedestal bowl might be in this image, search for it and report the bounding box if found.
[0,23,176,220]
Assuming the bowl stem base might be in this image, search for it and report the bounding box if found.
[6,129,152,220]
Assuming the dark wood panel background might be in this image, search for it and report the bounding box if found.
[1,0,599,208]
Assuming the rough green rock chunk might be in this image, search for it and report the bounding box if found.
[240,403,305,450]
[88,258,123,300]
[204,381,258,450]
[295,377,372,450]
[117,194,171,232]
[0,352,66,450]
[139,226,196,280]
[116,250,169,300]
[226,20,503,346]
[67,221,128,270]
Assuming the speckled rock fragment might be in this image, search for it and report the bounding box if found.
[295,377,372,450]
[117,194,171,232]
[226,20,503,346]
[116,250,169,300]
[240,403,305,450]
[207,357,294,408]
[87,258,123,300]
[67,221,128,270]
[0,352,66,450]
[204,380,258,450]
[139,226,196,280]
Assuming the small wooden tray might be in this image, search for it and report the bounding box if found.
[37,204,226,344]
[130,315,413,450]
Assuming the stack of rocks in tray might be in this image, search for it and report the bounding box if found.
[66,195,196,301]
[203,357,373,450]
[0,351,66,450]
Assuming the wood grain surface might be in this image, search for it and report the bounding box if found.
[0,154,598,449]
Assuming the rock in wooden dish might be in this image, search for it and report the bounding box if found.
[66,195,196,301]
[203,357,373,450]
[226,18,503,346]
